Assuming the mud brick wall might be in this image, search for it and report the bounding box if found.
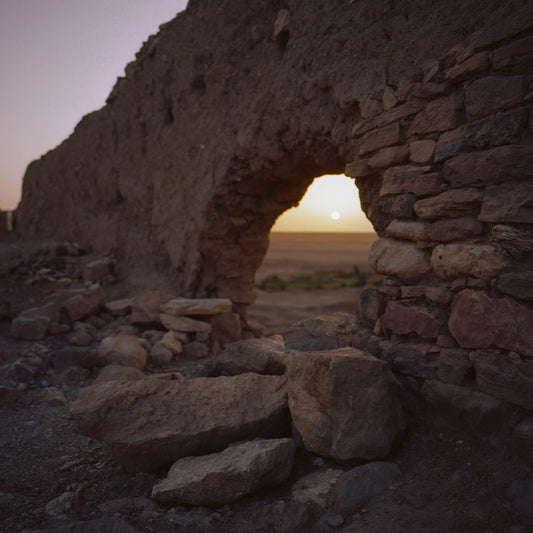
[353,24,533,414]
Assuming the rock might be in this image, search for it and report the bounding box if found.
[61,295,95,323]
[479,182,533,223]
[380,165,442,197]
[511,418,533,459]
[258,500,311,533]
[334,462,400,516]
[152,438,295,505]
[390,342,440,378]
[492,225,533,258]
[286,347,404,462]
[158,331,183,354]
[98,335,148,370]
[21,302,61,323]
[148,343,174,366]
[382,301,446,340]
[358,122,401,156]
[409,93,463,134]
[409,139,435,164]
[159,313,212,334]
[449,290,533,355]
[498,271,533,301]
[105,298,134,316]
[83,257,115,282]
[425,216,484,242]
[445,50,490,83]
[283,316,338,351]
[291,469,344,507]
[41,388,68,405]
[369,238,431,283]
[45,487,83,516]
[182,341,210,359]
[438,348,472,385]
[207,311,242,345]
[431,244,509,281]
[385,220,426,241]
[413,187,483,219]
[358,288,386,327]
[159,297,232,316]
[421,380,509,435]
[493,33,533,71]
[130,290,172,325]
[217,336,286,375]
[96,364,146,383]
[425,285,454,305]
[0,386,20,407]
[443,145,533,187]
[465,75,527,120]
[359,98,382,119]
[70,373,290,471]
[470,350,533,410]
[11,316,50,340]
[380,193,414,218]
[367,145,410,168]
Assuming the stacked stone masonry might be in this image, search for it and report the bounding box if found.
[351,20,533,414]
[15,0,533,423]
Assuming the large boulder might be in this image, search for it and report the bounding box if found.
[152,438,295,505]
[70,373,290,471]
[286,347,404,462]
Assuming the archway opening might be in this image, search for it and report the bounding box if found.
[248,174,380,334]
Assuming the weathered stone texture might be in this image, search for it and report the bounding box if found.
[479,182,533,223]
[449,289,533,356]
[286,348,404,462]
[70,374,290,471]
[382,301,446,340]
[413,188,483,220]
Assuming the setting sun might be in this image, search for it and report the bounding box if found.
[271,174,374,233]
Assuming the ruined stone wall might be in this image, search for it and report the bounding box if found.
[16,1,533,413]
[352,17,533,416]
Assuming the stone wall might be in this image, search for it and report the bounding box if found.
[351,19,533,415]
[15,1,533,414]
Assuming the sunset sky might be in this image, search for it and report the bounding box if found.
[0,1,373,233]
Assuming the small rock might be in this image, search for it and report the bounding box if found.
[291,469,344,507]
[98,335,147,370]
[105,298,134,317]
[11,316,50,341]
[159,331,183,355]
[96,365,145,383]
[152,438,295,505]
[149,343,174,366]
[41,388,67,405]
[334,462,400,516]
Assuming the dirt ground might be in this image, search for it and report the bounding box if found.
[0,233,532,533]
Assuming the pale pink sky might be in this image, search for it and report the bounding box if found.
[0,0,188,211]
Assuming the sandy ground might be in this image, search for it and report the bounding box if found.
[249,232,377,334]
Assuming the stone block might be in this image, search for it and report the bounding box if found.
[286,348,404,462]
[443,145,533,187]
[105,298,134,316]
[471,350,533,411]
[392,343,439,378]
[70,373,290,472]
[152,438,295,505]
[414,188,483,220]
[160,313,212,333]
[160,297,232,316]
[445,51,490,83]
[380,165,442,197]
[425,216,484,242]
[379,193,414,218]
[492,34,533,72]
[385,220,426,241]
[369,238,432,283]
[400,285,426,298]
[367,144,410,168]
[359,122,401,156]
[83,258,115,282]
[425,285,454,305]
[479,182,533,223]
[358,287,387,326]
[421,380,509,435]
[409,139,435,164]
[382,86,398,110]
[11,316,50,341]
[431,244,509,281]
[438,348,472,384]
[498,271,533,301]
[382,301,446,340]
[411,82,448,99]
[436,108,529,161]
[475,4,533,49]
[207,311,242,345]
[62,295,94,323]
[130,290,173,325]
[465,75,527,120]
[491,224,533,257]
[98,335,148,370]
[408,93,464,135]
[344,159,374,178]
[21,302,61,323]
[449,289,533,355]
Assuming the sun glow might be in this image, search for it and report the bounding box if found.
[271,174,374,233]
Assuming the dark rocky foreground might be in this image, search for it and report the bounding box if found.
[1,239,532,532]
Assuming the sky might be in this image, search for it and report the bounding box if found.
[0,1,374,233]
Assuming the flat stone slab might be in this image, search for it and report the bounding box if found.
[160,297,232,316]
[70,373,290,472]
[152,438,295,505]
